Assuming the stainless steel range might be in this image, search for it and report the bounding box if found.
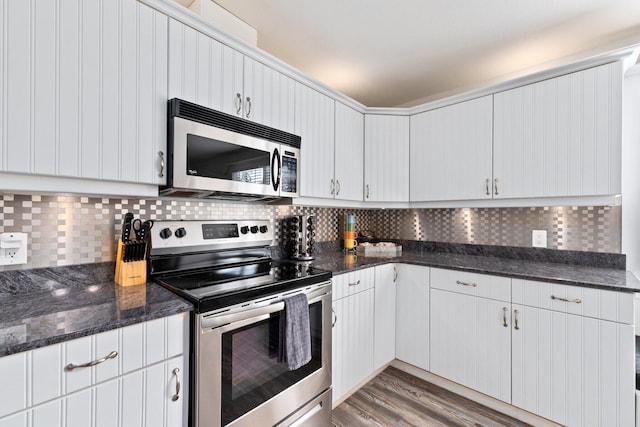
[148,220,332,427]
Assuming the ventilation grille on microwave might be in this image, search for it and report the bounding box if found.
[169,98,301,148]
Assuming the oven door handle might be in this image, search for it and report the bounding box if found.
[201,290,330,330]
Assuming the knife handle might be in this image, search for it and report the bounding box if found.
[122,213,134,242]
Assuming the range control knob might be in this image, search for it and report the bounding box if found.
[250,226,259,234]
[159,228,172,239]
[240,226,249,235]
[259,225,268,233]
[175,227,187,238]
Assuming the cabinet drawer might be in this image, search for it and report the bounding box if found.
[332,268,375,301]
[512,279,633,324]
[430,268,511,302]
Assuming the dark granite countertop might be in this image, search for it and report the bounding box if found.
[312,249,640,293]
[0,262,192,357]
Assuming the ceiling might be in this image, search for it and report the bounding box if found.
[202,1,640,107]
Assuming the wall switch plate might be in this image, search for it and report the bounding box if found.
[0,232,28,265]
[532,230,547,248]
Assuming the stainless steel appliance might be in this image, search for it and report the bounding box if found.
[162,99,300,201]
[149,220,332,427]
[286,215,315,261]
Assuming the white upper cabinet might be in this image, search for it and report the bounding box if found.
[168,18,243,116]
[493,62,623,199]
[242,57,296,133]
[334,102,364,201]
[168,19,295,134]
[295,83,336,198]
[410,96,493,201]
[0,0,168,185]
[364,115,410,202]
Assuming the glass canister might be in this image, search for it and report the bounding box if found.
[343,214,357,251]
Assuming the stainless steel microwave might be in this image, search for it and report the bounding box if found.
[161,98,300,201]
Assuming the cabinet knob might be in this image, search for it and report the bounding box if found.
[494,178,499,196]
[485,178,490,196]
[332,307,337,327]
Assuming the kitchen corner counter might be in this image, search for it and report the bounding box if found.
[311,250,640,293]
[0,262,193,357]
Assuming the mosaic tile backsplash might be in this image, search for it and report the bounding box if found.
[0,194,621,270]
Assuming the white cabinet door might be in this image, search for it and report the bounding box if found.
[243,57,296,133]
[334,102,364,201]
[373,264,396,370]
[395,264,430,370]
[512,305,634,427]
[0,352,27,418]
[331,289,374,404]
[494,61,622,199]
[0,0,168,185]
[410,96,493,201]
[295,83,336,198]
[430,289,511,403]
[364,115,410,202]
[168,18,244,116]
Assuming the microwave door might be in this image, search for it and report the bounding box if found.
[172,117,279,197]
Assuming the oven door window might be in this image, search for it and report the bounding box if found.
[186,134,271,185]
[221,301,323,426]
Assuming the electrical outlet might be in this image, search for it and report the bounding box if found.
[532,230,547,248]
[0,232,28,265]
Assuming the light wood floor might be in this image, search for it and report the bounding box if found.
[332,367,530,427]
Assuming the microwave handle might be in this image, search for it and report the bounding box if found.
[271,148,281,192]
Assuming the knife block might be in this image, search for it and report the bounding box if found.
[115,239,147,286]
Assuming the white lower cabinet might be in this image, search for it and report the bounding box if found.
[373,264,397,370]
[428,271,635,426]
[0,313,188,427]
[430,288,512,403]
[511,288,635,426]
[331,268,375,404]
[395,264,430,371]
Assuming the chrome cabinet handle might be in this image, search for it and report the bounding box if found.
[235,93,242,115]
[503,307,508,327]
[393,266,397,282]
[336,180,341,196]
[158,151,165,178]
[366,184,370,199]
[65,351,118,371]
[514,309,520,330]
[245,96,252,118]
[348,280,361,287]
[455,280,477,287]
[494,178,499,195]
[485,178,490,196]
[171,368,181,401]
[551,295,582,304]
[330,179,335,195]
[332,308,337,327]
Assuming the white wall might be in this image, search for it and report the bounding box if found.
[622,65,640,276]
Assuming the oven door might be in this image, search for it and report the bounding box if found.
[195,282,332,427]
[172,117,280,197]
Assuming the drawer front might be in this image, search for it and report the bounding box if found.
[430,268,511,302]
[332,267,375,301]
[512,279,634,324]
